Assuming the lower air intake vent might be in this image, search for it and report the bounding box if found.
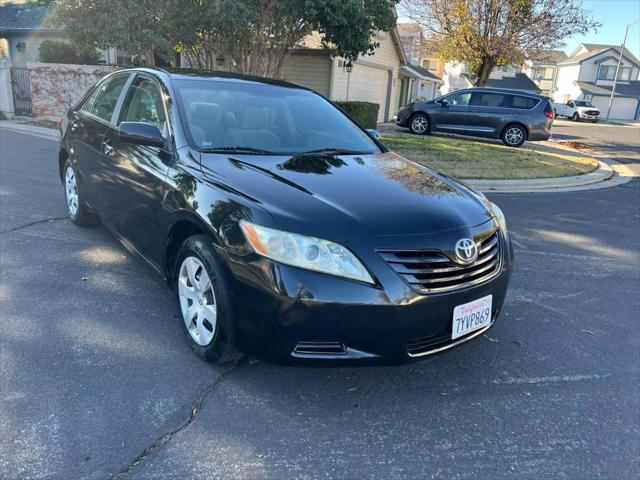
[293,341,347,356]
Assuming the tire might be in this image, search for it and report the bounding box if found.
[501,125,526,147]
[572,112,580,122]
[408,113,430,135]
[63,159,95,226]
[175,234,241,364]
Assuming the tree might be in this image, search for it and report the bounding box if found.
[166,0,399,77]
[402,0,600,86]
[37,0,171,66]
[37,0,398,78]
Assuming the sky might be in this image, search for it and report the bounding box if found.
[399,0,640,59]
[568,0,640,57]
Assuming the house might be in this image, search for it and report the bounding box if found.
[552,43,640,120]
[442,62,541,95]
[396,23,443,108]
[187,29,408,124]
[1,0,68,116]
[0,1,67,67]
[521,50,569,96]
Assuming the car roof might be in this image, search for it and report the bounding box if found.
[451,87,545,99]
[117,67,311,91]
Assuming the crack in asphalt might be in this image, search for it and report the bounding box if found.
[111,358,244,479]
[0,216,67,234]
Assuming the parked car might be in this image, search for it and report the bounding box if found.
[553,100,600,122]
[59,68,512,365]
[396,87,554,147]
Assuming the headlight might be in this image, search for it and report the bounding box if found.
[240,221,374,284]
[491,202,507,234]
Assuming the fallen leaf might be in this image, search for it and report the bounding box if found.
[82,277,88,281]
[582,329,594,335]
[513,340,523,346]
[523,390,531,396]
[484,335,499,343]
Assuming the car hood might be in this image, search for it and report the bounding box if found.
[199,151,493,242]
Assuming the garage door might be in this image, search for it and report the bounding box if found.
[347,64,390,123]
[590,96,638,120]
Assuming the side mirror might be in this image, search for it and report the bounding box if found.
[440,99,449,107]
[118,121,166,148]
[365,129,381,140]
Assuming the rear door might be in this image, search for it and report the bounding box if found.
[466,91,511,137]
[71,73,131,210]
[102,74,173,268]
[430,91,472,133]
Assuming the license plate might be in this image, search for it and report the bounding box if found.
[452,295,492,340]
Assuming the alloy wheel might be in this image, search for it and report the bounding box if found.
[65,165,79,217]
[411,115,429,134]
[504,127,524,146]
[178,256,217,346]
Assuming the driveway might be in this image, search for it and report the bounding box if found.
[1,128,639,479]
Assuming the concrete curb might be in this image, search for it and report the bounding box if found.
[0,121,60,142]
[2,121,634,193]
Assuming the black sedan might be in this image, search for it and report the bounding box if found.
[59,68,513,365]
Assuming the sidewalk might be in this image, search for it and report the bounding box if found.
[2,120,634,193]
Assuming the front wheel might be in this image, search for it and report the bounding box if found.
[409,113,430,135]
[501,125,526,147]
[175,234,241,364]
[572,112,580,122]
[63,159,95,226]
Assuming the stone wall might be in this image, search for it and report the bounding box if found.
[27,63,118,122]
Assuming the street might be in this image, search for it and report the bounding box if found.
[1,124,639,479]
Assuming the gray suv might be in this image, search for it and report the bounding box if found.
[396,88,554,147]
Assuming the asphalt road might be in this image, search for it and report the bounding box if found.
[1,127,639,479]
[551,119,640,163]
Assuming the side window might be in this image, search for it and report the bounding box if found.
[81,74,129,122]
[469,93,508,108]
[119,77,167,132]
[445,92,471,106]
[510,95,539,109]
[567,101,574,107]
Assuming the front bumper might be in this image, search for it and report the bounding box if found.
[223,223,513,365]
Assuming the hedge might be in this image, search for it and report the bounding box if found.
[38,40,101,65]
[334,101,379,129]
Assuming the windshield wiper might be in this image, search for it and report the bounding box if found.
[299,148,371,156]
[199,146,277,155]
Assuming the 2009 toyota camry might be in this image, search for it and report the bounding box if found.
[59,68,513,365]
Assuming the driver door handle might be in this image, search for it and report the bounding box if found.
[102,139,114,155]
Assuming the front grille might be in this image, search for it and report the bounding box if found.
[378,230,501,294]
[585,110,599,116]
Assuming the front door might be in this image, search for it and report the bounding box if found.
[103,74,173,268]
[430,91,472,133]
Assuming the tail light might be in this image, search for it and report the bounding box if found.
[543,102,554,119]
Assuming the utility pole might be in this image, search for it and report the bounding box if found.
[605,17,640,123]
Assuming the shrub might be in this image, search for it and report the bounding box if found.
[38,40,101,65]
[334,101,379,129]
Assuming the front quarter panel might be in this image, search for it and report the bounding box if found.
[163,147,277,261]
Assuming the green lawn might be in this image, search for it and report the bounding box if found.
[380,133,598,180]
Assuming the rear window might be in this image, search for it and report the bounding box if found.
[510,95,539,109]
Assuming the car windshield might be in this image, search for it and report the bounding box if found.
[174,79,381,155]
[574,101,594,107]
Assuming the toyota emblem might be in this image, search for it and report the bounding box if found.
[455,238,478,264]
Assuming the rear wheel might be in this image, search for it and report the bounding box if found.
[409,113,430,135]
[63,159,94,226]
[501,125,526,147]
[175,234,241,364]
[572,112,580,122]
